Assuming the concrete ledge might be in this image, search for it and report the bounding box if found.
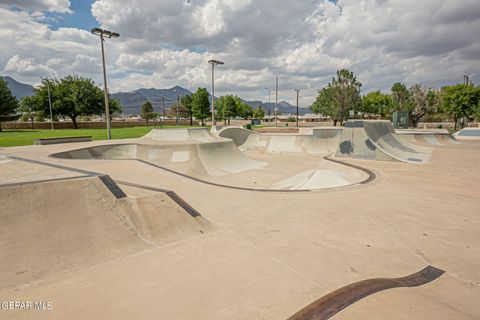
[34,136,92,145]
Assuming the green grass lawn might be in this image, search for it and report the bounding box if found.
[0,125,205,147]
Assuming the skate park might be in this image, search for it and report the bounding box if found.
[1,120,480,319]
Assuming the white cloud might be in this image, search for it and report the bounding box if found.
[0,0,71,13]
[1,0,480,106]
[4,55,55,76]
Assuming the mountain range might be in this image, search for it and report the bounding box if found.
[1,76,35,99]
[1,76,310,115]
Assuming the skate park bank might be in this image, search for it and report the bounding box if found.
[1,120,479,319]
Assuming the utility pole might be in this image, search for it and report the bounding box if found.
[43,77,54,130]
[294,89,300,127]
[275,76,278,127]
[176,94,180,126]
[91,28,119,140]
[161,97,165,128]
[264,88,270,124]
[208,59,224,126]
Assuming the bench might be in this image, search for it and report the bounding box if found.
[34,136,93,145]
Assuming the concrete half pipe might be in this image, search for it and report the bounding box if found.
[335,120,432,163]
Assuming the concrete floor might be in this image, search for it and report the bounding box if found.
[0,138,479,319]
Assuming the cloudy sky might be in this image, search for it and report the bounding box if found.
[1,0,479,106]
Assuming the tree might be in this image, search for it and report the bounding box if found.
[391,82,411,111]
[234,97,253,119]
[19,95,41,130]
[0,78,19,131]
[215,95,226,123]
[441,84,480,129]
[222,95,237,125]
[473,103,480,122]
[167,103,189,120]
[408,84,440,128]
[311,86,340,125]
[108,98,123,121]
[31,75,105,128]
[191,87,210,126]
[141,100,154,126]
[180,94,194,125]
[56,75,104,128]
[328,69,362,124]
[361,91,393,118]
[253,106,265,119]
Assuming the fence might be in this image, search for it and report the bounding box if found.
[1,119,200,130]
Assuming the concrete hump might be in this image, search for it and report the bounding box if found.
[453,128,480,140]
[217,127,254,147]
[117,192,213,245]
[336,120,432,163]
[52,140,267,178]
[395,129,462,146]
[218,127,341,156]
[143,128,220,142]
[0,176,213,289]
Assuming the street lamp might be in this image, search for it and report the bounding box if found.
[275,76,278,127]
[264,88,271,124]
[294,89,300,127]
[91,27,119,140]
[41,77,54,130]
[208,59,224,126]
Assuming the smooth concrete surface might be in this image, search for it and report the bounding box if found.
[218,126,341,156]
[335,120,433,163]
[0,175,212,290]
[0,127,479,319]
[395,129,462,146]
[453,128,480,141]
[48,129,368,190]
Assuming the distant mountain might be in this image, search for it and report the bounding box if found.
[112,86,310,115]
[111,86,192,115]
[0,76,34,99]
[241,99,309,115]
[0,76,311,116]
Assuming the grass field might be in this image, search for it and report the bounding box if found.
[0,125,205,147]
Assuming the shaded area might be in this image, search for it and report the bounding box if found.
[338,141,353,155]
[287,265,445,320]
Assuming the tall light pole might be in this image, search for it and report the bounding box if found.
[294,89,300,127]
[161,97,165,128]
[176,94,180,126]
[275,76,278,127]
[91,27,119,140]
[264,88,271,124]
[208,59,224,126]
[42,77,54,130]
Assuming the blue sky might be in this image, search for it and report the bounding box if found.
[45,0,98,31]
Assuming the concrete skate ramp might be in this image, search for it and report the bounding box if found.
[453,128,480,141]
[395,132,461,146]
[336,120,432,163]
[51,140,373,191]
[144,127,220,142]
[52,140,267,178]
[395,129,462,146]
[271,158,370,190]
[0,176,212,289]
[218,127,341,156]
